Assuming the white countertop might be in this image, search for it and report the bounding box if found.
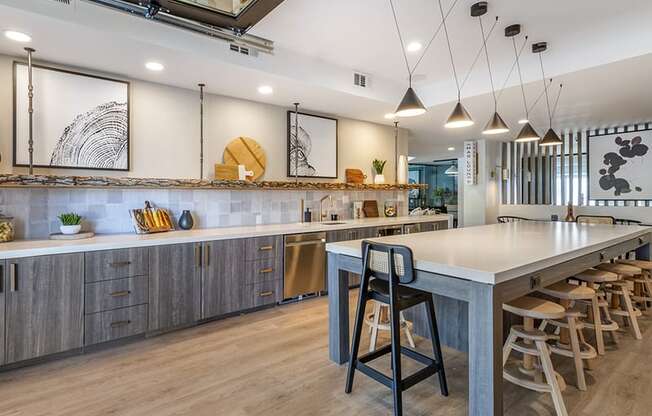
[326,221,652,285]
[0,215,451,260]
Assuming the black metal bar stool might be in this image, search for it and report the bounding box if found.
[345,241,448,416]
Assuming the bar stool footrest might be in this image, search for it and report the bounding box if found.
[503,362,552,393]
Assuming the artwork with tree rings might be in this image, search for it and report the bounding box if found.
[588,129,651,200]
[13,62,129,171]
[287,111,337,178]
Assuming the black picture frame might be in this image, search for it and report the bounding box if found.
[286,110,338,179]
[586,127,652,201]
[12,61,131,172]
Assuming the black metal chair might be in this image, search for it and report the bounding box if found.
[345,241,448,416]
[615,218,643,226]
[497,215,530,223]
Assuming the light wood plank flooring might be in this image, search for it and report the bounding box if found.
[0,292,650,416]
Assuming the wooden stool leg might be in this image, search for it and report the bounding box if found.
[621,287,643,340]
[523,317,535,371]
[536,340,569,416]
[369,302,381,352]
[591,296,605,355]
[567,316,587,391]
[399,311,416,348]
[503,329,517,366]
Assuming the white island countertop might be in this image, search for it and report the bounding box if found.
[326,221,652,285]
[0,215,451,260]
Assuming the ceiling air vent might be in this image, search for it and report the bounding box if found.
[50,0,72,4]
[229,43,258,57]
[353,72,369,88]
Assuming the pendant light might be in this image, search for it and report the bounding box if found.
[472,2,509,135]
[389,0,426,117]
[439,0,473,128]
[533,42,563,146]
[506,25,540,142]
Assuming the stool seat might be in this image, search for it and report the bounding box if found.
[504,296,566,320]
[595,263,641,276]
[617,259,652,271]
[575,268,618,283]
[369,279,424,299]
[539,281,595,300]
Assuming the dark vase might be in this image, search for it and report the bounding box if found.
[178,210,194,230]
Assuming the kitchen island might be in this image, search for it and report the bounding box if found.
[325,221,652,415]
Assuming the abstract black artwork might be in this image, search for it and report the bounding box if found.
[588,130,651,200]
[287,111,338,178]
[13,62,130,171]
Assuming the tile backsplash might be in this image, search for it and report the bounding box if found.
[0,188,407,240]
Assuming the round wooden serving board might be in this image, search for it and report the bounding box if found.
[49,231,95,240]
[223,137,267,181]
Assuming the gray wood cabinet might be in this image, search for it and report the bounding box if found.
[4,253,84,364]
[0,261,5,366]
[326,227,377,288]
[148,243,201,331]
[421,220,448,232]
[85,247,148,282]
[202,239,247,318]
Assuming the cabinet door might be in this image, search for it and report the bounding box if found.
[5,253,84,364]
[149,243,201,331]
[0,261,5,366]
[202,239,247,318]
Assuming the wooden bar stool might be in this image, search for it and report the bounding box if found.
[503,296,568,416]
[617,259,652,311]
[596,263,643,340]
[365,300,416,352]
[574,268,620,353]
[346,241,448,416]
[537,281,598,391]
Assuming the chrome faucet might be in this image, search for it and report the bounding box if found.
[319,195,333,222]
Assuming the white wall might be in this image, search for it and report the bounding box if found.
[0,54,408,182]
[462,139,501,227]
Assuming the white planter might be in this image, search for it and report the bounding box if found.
[374,174,385,184]
[60,224,82,235]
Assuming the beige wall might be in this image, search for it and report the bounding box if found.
[0,54,408,182]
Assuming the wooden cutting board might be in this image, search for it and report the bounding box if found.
[362,200,379,218]
[345,168,366,184]
[214,164,240,180]
[223,137,266,181]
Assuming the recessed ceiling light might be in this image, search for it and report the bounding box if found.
[257,85,273,95]
[145,62,164,71]
[4,30,32,43]
[448,147,455,151]
[384,113,396,119]
[406,41,422,52]
[518,118,529,124]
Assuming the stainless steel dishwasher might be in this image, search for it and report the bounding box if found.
[284,232,327,299]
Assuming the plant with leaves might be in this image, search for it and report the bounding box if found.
[372,159,387,175]
[58,212,82,226]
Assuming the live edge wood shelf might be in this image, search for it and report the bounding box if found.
[0,174,426,191]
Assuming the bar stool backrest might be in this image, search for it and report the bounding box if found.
[576,215,615,225]
[615,218,643,225]
[497,216,529,223]
[361,241,415,285]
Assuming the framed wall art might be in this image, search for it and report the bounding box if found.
[587,129,651,200]
[287,111,338,178]
[13,62,130,171]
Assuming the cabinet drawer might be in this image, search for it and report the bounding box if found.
[243,258,282,285]
[84,305,148,346]
[245,235,282,261]
[85,276,148,314]
[85,248,148,282]
[248,279,282,308]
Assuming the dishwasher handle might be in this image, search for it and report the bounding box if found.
[285,239,326,248]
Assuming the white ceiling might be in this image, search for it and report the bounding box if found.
[1,0,651,160]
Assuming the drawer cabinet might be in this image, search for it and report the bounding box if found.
[85,304,148,346]
[0,261,5,366]
[85,276,148,314]
[245,235,282,261]
[243,257,282,285]
[85,248,149,282]
[248,279,282,308]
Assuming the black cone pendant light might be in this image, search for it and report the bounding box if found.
[440,0,473,128]
[473,2,509,135]
[389,0,426,117]
[533,42,563,146]
[506,24,540,142]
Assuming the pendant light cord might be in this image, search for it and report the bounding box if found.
[459,16,498,92]
[437,0,460,100]
[497,36,527,101]
[527,77,553,115]
[539,53,553,127]
[512,36,529,119]
[411,0,460,75]
[478,16,498,111]
[388,0,412,85]
[551,83,563,119]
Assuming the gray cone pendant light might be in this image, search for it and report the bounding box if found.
[472,2,509,135]
[516,122,541,142]
[533,41,563,147]
[540,128,562,146]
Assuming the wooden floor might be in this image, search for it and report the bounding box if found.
[1,292,651,416]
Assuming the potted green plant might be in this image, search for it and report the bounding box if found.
[372,159,387,184]
[58,212,83,235]
[433,187,446,207]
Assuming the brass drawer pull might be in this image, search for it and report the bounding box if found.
[195,244,202,267]
[259,268,274,274]
[110,320,131,328]
[9,263,17,292]
[110,290,131,297]
[258,245,273,251]
[0,264,3,293]
[109,261,131,267]
[259,291,274,297]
